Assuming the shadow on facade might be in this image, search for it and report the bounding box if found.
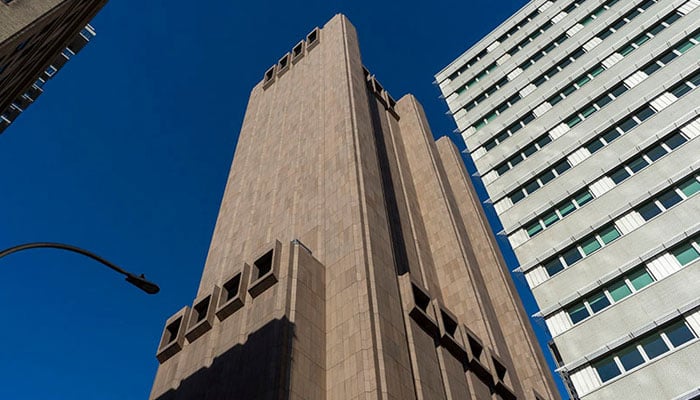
[155,317,294,400]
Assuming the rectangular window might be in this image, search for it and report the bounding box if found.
[610,168,631,184]
[608,280,632,302]
[559,202,576,217]
[627,157,648,173]
[562,248,583,266]
[628,269,654,290]
[587,292,610,313]
[679,177,700,197]
[638,202,662,221]
[599,226,621,244]
[618,345,645,370]
[672,243,699,265]
[646,144,667,161]
[575,191,593,206]
[527,222,543,237]
[567,302,590,324]
[658,190,682,209]
[542,212,559,227]
[640,334,669,359]
[594,356,622,382]
[665,321,695,347]
[581,237,602,255]
[544,258,565,276]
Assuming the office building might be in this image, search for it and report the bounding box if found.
[149,14,559,400]
[436,0,700,399]
[0,0,106,134]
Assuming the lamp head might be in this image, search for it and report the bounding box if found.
[125,273,160,294]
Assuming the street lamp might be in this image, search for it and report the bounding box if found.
[0,242,160,294]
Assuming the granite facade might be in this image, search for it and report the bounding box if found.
[150,14,558,400]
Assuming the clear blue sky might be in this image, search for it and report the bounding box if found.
[0,1,567,398]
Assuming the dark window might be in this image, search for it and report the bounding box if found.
[594,356,621,382]
[543,258,564,276]
[598,29,614,40]
[536,135,551,147]
[586,139,605,154]
[562,247,583,266]
[554,161,571,175]
[596,94,613,108]
[618,117,638,132]
[658,190,682,209]
[627,156,648,173]
[602,128,621,143]
[610,168,631,184]
[539,170,556,185]
[524,180,539,194]
[587,292,610,313]
[638,202,662,220]
[618,345,644,370]
[523,144,537,157]
[670,83,691,97]
[665,133,687,149]
[645,144,667,161]
[641,333,669,359]
[511,190,526,203]
[665,321,695,347]
[568,302,590,324]
[610,84,628,98]
[635,106,655,121]
[663,12,681,26]
[642,61,662,75]
[510,154,523,167]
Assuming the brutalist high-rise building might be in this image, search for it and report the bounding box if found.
[436,0,700,399]
[0,0,106,134]
[149,14,558,400]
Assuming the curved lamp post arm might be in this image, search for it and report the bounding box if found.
[0,242,160,294]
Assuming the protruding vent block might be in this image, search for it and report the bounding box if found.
[464,326,494,386]
[156,307,191,364]
[186,286,221,343]
[263,65,276,88]
[400,275,439,337]
[492,353,516,400]
[438,307,469,363]
[248,240,281,297]
[216,265,250,321]
[292,41,305,63]
[277,53,291,76]
[306,27,320,50]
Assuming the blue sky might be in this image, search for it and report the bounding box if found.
[0,0,566,398]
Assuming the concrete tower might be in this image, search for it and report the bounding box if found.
[0,0,107,134]
[150,14,559,400]
[436,0,700,398]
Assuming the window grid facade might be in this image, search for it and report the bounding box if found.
[503,74,699,206]
[536,172,698,279]
[436,0,700,397]
[466,0,662,133]
[477,1,688,152]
